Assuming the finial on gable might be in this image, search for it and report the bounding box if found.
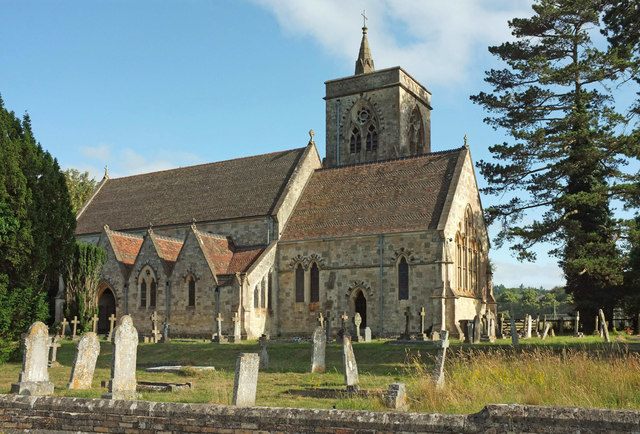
[104,224,110,231]
[148,222,153,233]
[464,134,469,148]
[104,165,110,179]
[191,218,197,231]
[308,129,315,146]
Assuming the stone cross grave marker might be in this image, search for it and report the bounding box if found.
[432,330,450,389]
[473,315,481,344]
[68,332,100,389]
[353,313,362,342]
[340,311,349,340]
[510,310,519,346]
[525,314,532,339]
[150,311,160,343]
[48,336,61,367]
[212,313,227,343]
[102,315,139,400]
[258,334,269,369]
[364,327,372,342]
[231,312,241,342]
[342,335,359,392]
[385,383,408,410]
[311,326,326,373]
[417,307,427,340]
[60,317,68,339]
[317,312,324,329]
[91,314,99,333]
[541,322,551,340]
[232,353,260,406]
[71,316,79,340]
[599,309,610,343]
[11,322,54,396]
[573,311,581,337]
[107,313,117,341]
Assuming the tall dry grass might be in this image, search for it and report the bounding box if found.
[408,345,640,414]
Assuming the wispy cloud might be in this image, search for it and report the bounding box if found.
[493,259,564,289]
[252,0,533,86]
[80,143,112,161]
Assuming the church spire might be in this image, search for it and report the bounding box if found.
[355,10,374,75]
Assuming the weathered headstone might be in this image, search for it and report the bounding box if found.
[487,310,496,342]
[541,322,551,340]
[161,323,170,343]
[212,312,227,343]
[432,330,449,388]
[60,317,69,339]
[258,334,269,369]
[232,353,259,406]
[509,311,519,347]
[497,313,504,339]
[91,314,99,334]
[71,316,80,340]
[385,383,408,410]
[599,309,610,343]
[525,314,532,339]
[353,312,362,342]
[102,315,139,400]
[67,332,100,389]
[230,312,241,342]
[417,307,427,340]
[573,311,582,338]
[473,315,481,344]
[463,320,473,344]
[364,326,372,342]
[11,322,54,396]
[311,326,326,373]
[339,311,349,342]
[107,313,116,341]
[48,336,61,367]
[342,336,359,392]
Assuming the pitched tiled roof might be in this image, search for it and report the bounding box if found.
[280,148,463,241]
[107,230,144,266]
[196,231,264,276]
[228,248,264,274]
[152,234,184,271]
[76,147,307,235]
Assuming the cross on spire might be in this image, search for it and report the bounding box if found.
[361,10,368,28]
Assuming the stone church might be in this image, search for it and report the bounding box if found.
[74,25,496,339]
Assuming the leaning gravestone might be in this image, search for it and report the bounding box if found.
[68,332,100,389]
[599,309,611,343]
[232,353,259,406]
[432,330,449,389]
[311,326,326,373]
[541,323,551,340]
[11,322,54,396]
[342,336,359,392]
[102,315,139,400]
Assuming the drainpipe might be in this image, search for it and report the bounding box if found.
[336,99,341,166]
[165,280,171,320]
[379,234,384,337]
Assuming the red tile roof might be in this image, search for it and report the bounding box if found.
[228,248,264,274]
[108,231,144,265]
[76,147,307,235]
[197,232,235,276]
[153,234,184,271]
[280,148,463,241]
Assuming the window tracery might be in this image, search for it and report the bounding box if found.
[408,106,424,154]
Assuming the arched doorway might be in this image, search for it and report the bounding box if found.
[355,290,367,329]
[98,287,116,334]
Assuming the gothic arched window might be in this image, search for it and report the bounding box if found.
[295,263,304,302]
[188,276,196,307]
[350,127,362,154]
[261,276,267,308]
[267,272,273,309]
[254,285,259,309]
[398,257,409,300]
[366,124,378,151]
[408,106,424,154]
[456,233,462,290]
[310,262,320,303]
[150,279,157,307]
[140,280,147,308]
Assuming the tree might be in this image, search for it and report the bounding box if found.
[65,242,106,333]
[63,169,97,214]
[471,0,638,329]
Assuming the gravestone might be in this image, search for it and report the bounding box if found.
[509,311,519,347]
[541,323,551,340]
[385,383,408,410]
[543,315,548,337]
[230,312,241,343]
[463,320,473,344]
[91,314,99,333]
[311,326,326,373]
[353,313,362,342]
[60,317,69,339]
[102,315,139,400]
[573,311,582,338]
[525,314,532,339]
[232,353,259,406]
[364,326,372,342]
[338,311,349,342]
[594,315,601,337]
[487,310,496,342]
[497,313,504,339]
[472,315,481,344]
[71,316,80,340]
[317,312,324,329]
[68,332,100,389]
[417,307,427,341]
[212,313,227,343]
[258,334,269,369]
[599,309,610,343]
[342,336,359,392]
[150,311,160,343]
[48,336,61,368]
[432,330,449,388]
[325,312,332,342]
[399,307,411,340]
[550,328,556,337]
[161,323,170,343]
[107,314,116,341]
[11,322,54,396]
[535,314,541,337]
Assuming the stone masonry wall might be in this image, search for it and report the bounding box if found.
[1,395,639,433]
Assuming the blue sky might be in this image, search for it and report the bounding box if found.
[1,0,570,289]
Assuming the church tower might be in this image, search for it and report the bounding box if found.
[324,21,432,168]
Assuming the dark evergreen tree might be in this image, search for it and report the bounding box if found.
[471,0,637,328]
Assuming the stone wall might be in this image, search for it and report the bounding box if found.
[1,395,639,433]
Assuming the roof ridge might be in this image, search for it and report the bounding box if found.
[152,233,184,243]
[319,146,464,172]
[105,146,307,181]
[107,229,144,239]
[195,230,230,241]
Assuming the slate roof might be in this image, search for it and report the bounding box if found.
[280,148,463,241]
[76,147,307,235]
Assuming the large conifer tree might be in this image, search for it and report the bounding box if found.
[471,0,637,326]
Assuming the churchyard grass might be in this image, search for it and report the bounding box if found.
[2,336,640,413]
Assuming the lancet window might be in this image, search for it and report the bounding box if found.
[138,266,156,309]
[310,262,320,303]
[408,106,424,154]
[295,263,304,303]
[455,206,482,296]
[398,256,409,300]
[187,275,196,307]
